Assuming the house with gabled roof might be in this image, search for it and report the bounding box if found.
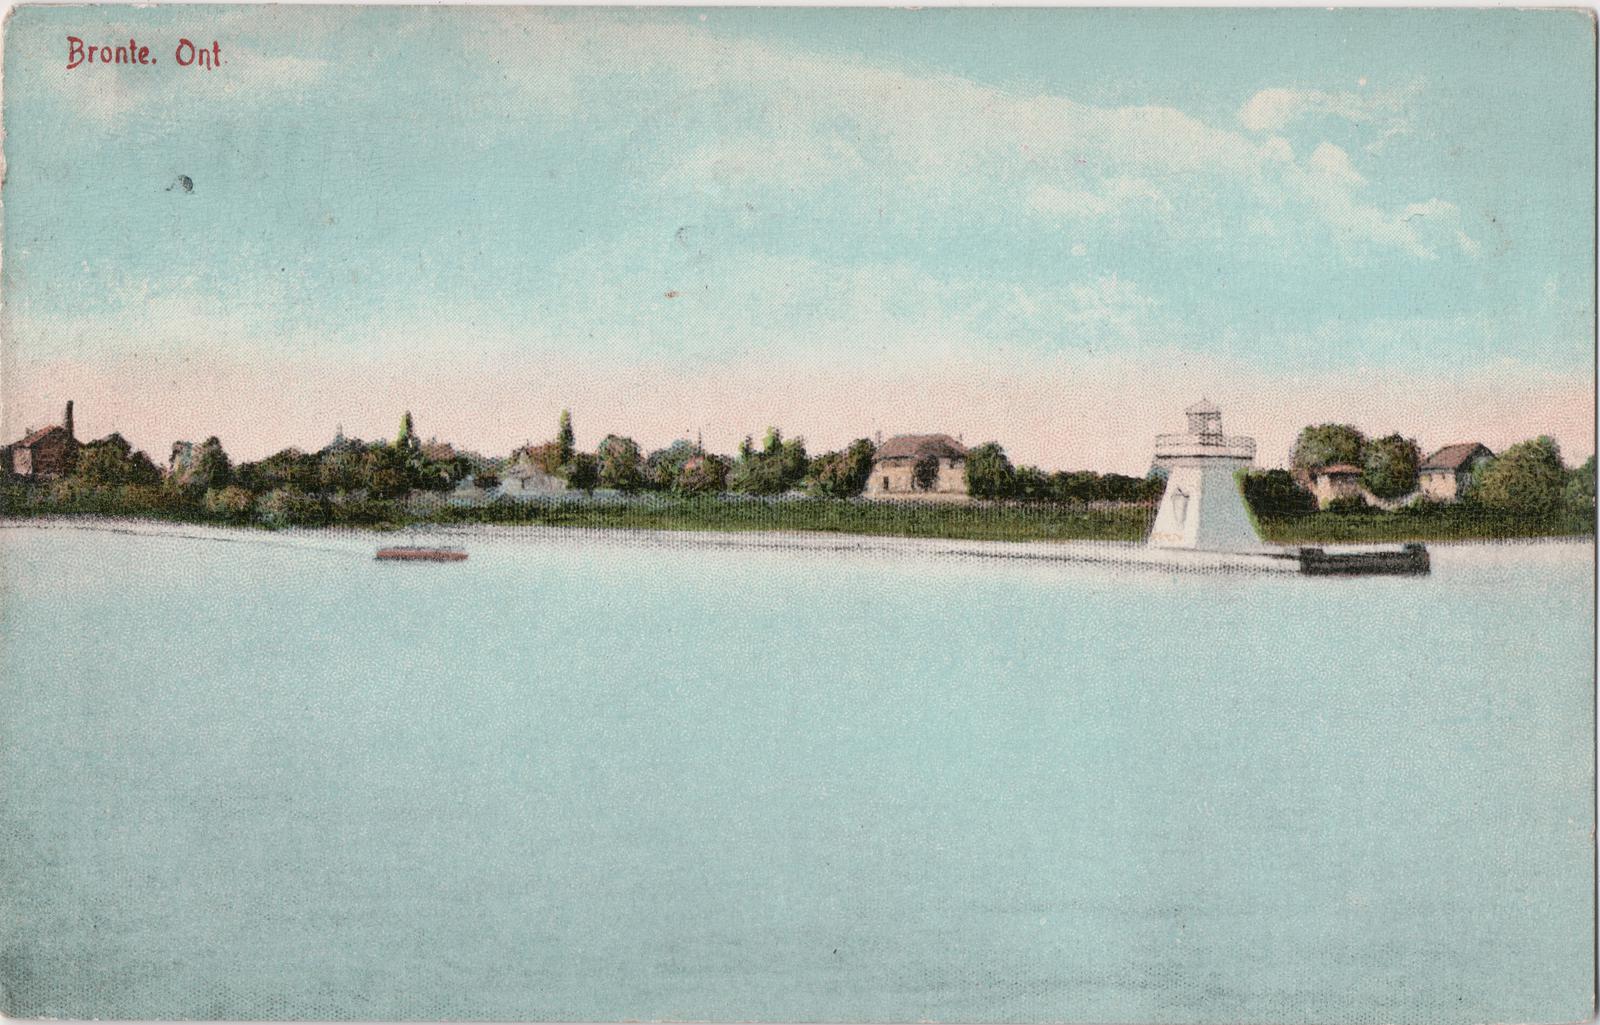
[864,433,968,498]
[1419,442,1493,502]
[4,401,79,480]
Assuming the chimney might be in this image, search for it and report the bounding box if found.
[63,400,74,439]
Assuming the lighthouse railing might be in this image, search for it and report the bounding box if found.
[1152,434,1256,460]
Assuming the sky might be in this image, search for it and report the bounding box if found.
[2,5,1594,472]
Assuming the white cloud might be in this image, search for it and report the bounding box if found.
[1238,82,1421,138]
[1306,142,1364,184]
[458,14,1466,263]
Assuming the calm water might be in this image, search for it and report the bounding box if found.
[0,525,1592,1023]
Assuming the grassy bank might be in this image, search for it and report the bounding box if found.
[1257,503,1594,544]
[425,494,1154,542]
[1,482,1591,545]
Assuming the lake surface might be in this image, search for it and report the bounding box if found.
[0,524,1592,1023]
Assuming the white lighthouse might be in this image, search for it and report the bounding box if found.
[1147,400,1264,552]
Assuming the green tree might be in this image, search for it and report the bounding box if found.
[255,487,329,528]
[675,454,730,494]
[395,411,419,453]
[236,448,321,492]
[562,451,599,493]
[1048,470,1101,504]
[730,428,808,495]
[191,436,232,490]
[1362,434,1421,499]
[1012,465,1050,501]
[912,453,941,492]
[964,442,1015,500]
[556,410,576,467]
[1476,436,1568,518]
[597,435,644,492]
[203,485,256,522]
[729,455,788,495]
[644,440,699,491]
[1565,454,1596,512]
[1291,424,1366,476]
[1099,473,1156,503]
[361,444,413,500]
[74,434,162,486]
[808,439,876,498]
[319,442,369,493]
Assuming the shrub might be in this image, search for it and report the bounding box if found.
[329,493,402,527]
[1241,469,1317,518]
[1401,495,1447,517]
[204,485,256,521]
[808,439,876,498]
[255,487,329,528]
[676,454,730,495]
[1475,437,1566,519]
[562,452,600,493]
[964,442,1015,500]
[730,429,808,495]
[1325,495,1374,515]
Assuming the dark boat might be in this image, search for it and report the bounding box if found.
[375,546,468,563]
[1298,542,1429,576]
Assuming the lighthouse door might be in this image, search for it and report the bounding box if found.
[1172,488,1190,526]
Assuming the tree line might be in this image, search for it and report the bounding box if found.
[14,411,1592,530]
[11,410,1167,525]
[1240,422,1596,521]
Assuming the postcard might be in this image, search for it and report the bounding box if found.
[0,5,1594,1023]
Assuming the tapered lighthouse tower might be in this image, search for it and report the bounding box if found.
[1147,400,1264,551]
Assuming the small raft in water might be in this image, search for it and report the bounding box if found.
[375,546,467,563]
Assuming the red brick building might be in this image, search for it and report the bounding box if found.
[5,400,80,480]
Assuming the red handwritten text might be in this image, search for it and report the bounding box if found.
[65,36,223,70]
[67,37,153,70]
[174,39,222,70]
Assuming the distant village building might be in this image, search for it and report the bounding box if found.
[499,444,568,497]
[4,400,79,480]
[864,434,968,498]
[500,464,568,496]
[1419,443,1493,502]
[1309,464,1365,508]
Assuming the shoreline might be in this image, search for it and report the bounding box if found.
[2,515,1590,575]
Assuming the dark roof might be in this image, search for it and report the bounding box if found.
[14,424,68,448]
[1316,463,1363,476]
[875,434,967,461]
[1421,442,1492,472]
[1185,399,1221,416]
